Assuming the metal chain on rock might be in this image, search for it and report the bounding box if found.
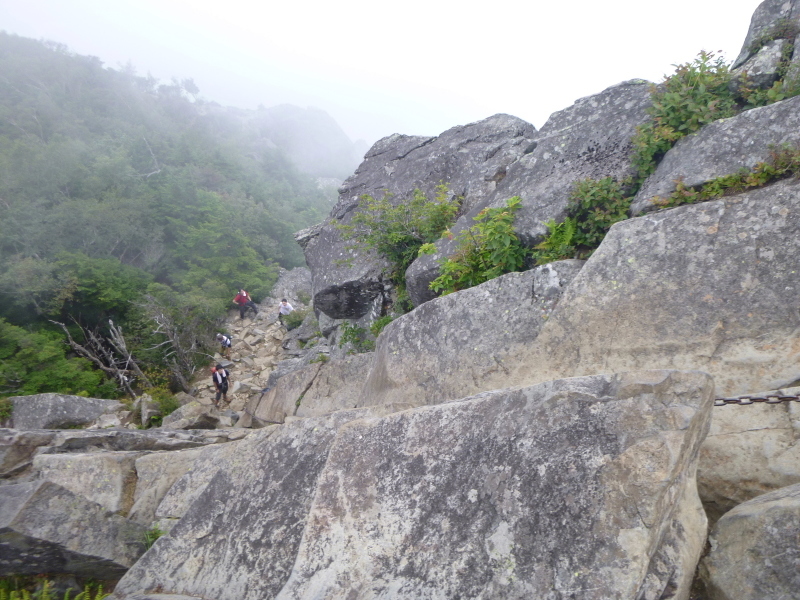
[714,394,800,407]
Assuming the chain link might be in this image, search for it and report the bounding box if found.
[714,394,800,407]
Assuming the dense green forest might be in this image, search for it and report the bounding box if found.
[0,33,335,399]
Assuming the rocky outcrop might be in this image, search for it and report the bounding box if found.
[277,370,712,600]
[406,80,652,306]
[33,451,141,514]
[301,115,537,318]
[7,394,125,430]
[0,480,147,578]
[701,482,800,600]
[632,94,800,215]
[111,410,374,600]
[503,179,800,397]
[732,0,800,69]
[362,260,583,409]
[295,353,375,418]
[698,386,800,523]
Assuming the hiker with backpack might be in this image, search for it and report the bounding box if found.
[215,333,232,360]
[233,289,258,320]
[211,364,231,408]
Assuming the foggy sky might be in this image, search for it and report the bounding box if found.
[0,0,763,146]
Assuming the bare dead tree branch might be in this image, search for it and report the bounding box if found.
[141,136,161,178]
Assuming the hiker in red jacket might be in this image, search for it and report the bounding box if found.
[232,289,258,319]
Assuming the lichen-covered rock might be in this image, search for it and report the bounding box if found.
[295,353,374,418]
[631,95,800,215]
[248,362,323,424]
[0,480,147,578]
[160,402,220,430]
[32,452,141,515]
[502,180,800,398]
[698,387,800,523]
[731,0,800,69]
[111,410,374,600]
[127,446,212,526]
[406,81,651,306]
[701,482,800,600]
[7,394,125,430]
[302,115,536,319]
[276,370,713,600]
[362,261,584,409]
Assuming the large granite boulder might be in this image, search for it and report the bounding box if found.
[7,394,125,430]
[405,80,652,306]
[0,480,147,578]
[276,370,713,600]
[631,94,800,215]
[295,353,374,418]
[0,430,56,478]
[698,387,800,523]
[363,260,584,409]
[247,362,323,424]
[128,446,213,527]
[701,482,800,600]
[111,410,375,600]
[160,402,221,430]
[32,451,141,515]
[300,115,537,318]
[512,180,800,396]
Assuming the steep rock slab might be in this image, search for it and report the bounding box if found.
[300,115,536,319]
[111,410,374,600]
[277,370,713,600]
[697,386,800,523]
[295,353,374,418]
[0,480,146,578]
[153,438,250,523]
[701,483,800,600]
[631,95,800,215]
[498,179,800,398]
[7,394,124,430]
[248,362,322,424]
[32,452,141,515]
[405,81,651,306]
[128,446,212,527]
[362,261,584,409]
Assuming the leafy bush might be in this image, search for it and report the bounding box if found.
[532,218,577,265]
[282,307,310,331]
[338,184,460,310]
[566,177,633,250]
[369,315,395,337]
[429,197,528,295]
[143,525,165,550]
[0,398,12,422]
[339,322,375,354]
[632,51,737,182]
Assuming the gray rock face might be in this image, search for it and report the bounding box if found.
[277,370,713,600]
[730,39,787,90]
[702,483,800,600]
[632,93,800,215]
[362,261,584,409]
[295,353,374,418]
[405,81,651,306]
[249,362,322,424]
[302,115,537,319]
[732,0,800,68]
[7,394,124,430]
[0,480,147,578]
[499,180,800,398]
[112,410,374,600]
[161,402,221,430]
[33,452,141,515]
[698,387,800,523]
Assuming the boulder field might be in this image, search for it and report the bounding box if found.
[4,1,800,598]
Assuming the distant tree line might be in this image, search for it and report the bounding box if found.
[0,33,332,398]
